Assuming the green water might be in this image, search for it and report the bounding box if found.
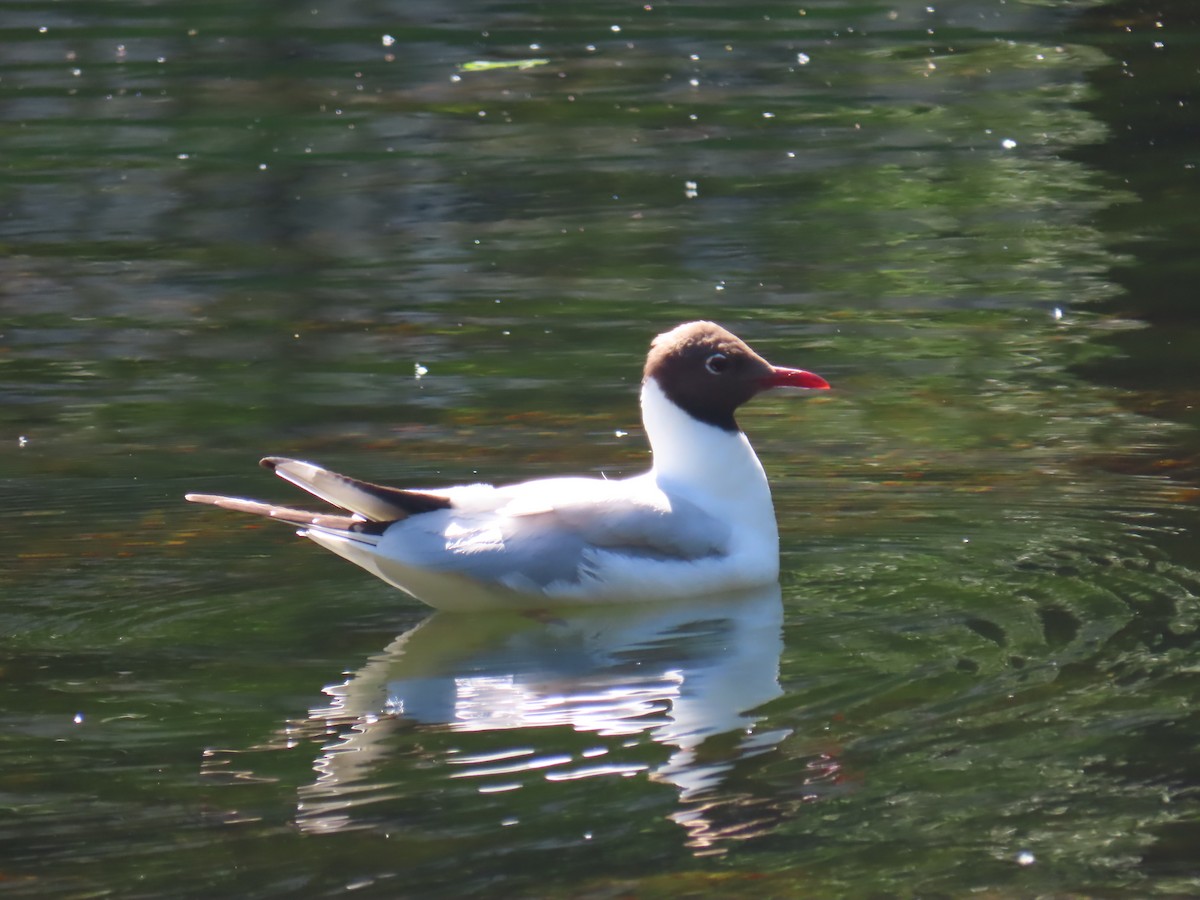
[3,0,1199,896]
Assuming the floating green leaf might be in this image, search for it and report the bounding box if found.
[458,58,550,72]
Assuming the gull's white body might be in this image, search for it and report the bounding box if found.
[302,380,779,611]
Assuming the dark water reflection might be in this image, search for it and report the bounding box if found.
[3,0,1200,897]
[269,586,790,855]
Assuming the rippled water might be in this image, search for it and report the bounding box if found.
[3,0,1199,897]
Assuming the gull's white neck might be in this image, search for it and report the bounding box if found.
[640,377,774,518]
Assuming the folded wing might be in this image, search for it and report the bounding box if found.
[261,457,452,521]
[376,486,731,592]
[188,459,733,599]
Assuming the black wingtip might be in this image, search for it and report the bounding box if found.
[259,456,284,471]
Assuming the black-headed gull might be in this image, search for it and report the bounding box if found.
[186,321,829,609]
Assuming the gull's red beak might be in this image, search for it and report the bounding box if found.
[762,366,831,391]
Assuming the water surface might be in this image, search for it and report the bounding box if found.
[3,0,1199,896]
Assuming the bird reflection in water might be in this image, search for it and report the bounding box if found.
[212,584,845,856]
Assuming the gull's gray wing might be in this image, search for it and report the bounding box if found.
[377,493,731,591]
[262,457,453,521]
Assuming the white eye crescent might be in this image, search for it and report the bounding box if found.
[705,352,729,374]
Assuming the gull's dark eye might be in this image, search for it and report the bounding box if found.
[705,352,729,375]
